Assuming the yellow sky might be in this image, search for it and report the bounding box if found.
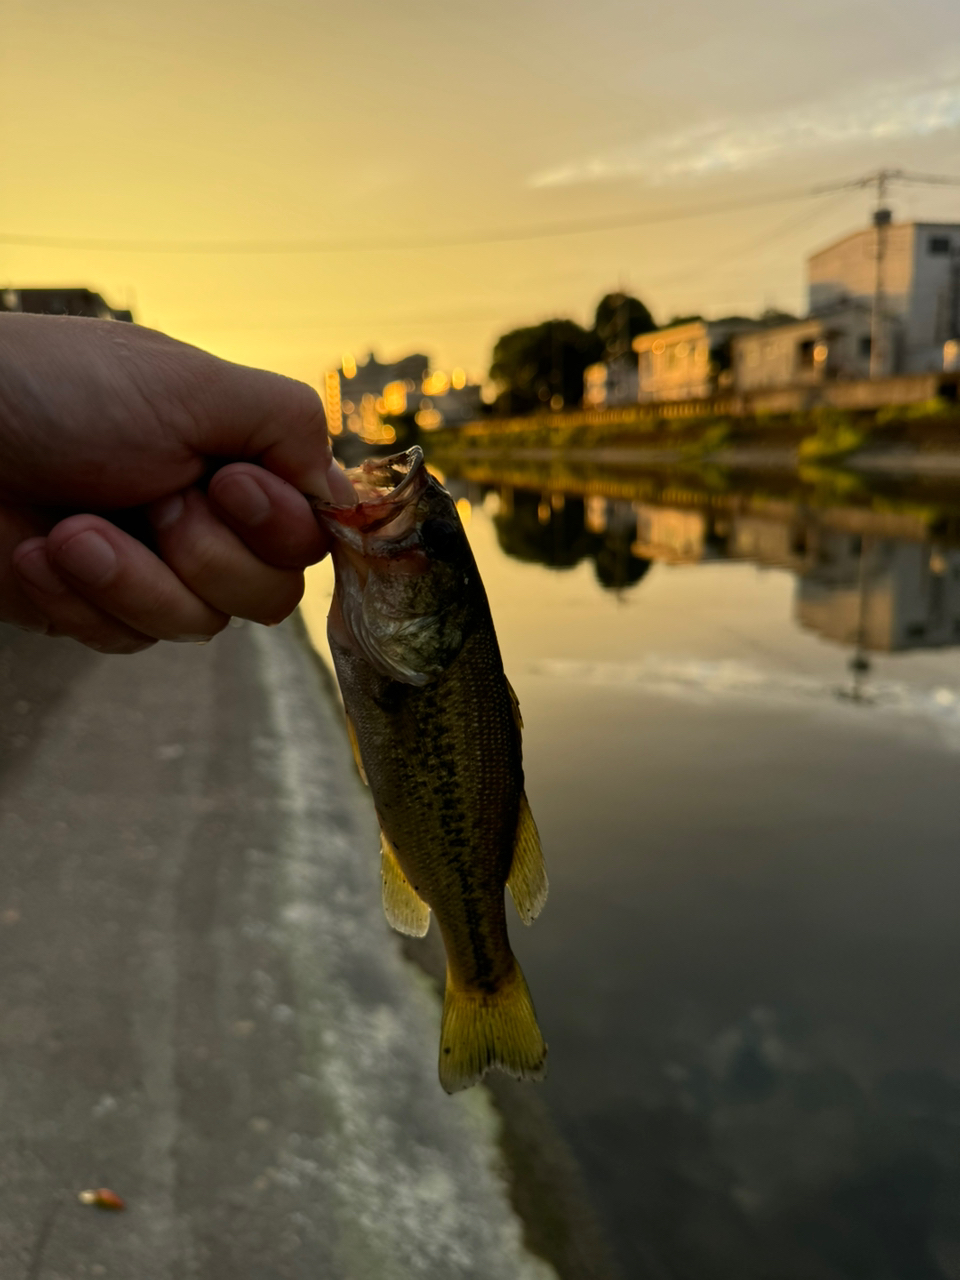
[3,0,960,390]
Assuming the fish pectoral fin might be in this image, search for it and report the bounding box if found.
[506,677,524,732]
[439,960,547,1093]
[380,830,431,937]
[506,792,548,925]
[345,713,368,785]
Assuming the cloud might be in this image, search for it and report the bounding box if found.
[527,656,960,751]
[529,66,960,188]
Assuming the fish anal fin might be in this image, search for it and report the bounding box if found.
[380,830,430,937]
[439,960,547,1093]
[345,713,368,785]
[507,792,548,925]
[506,677,523,732]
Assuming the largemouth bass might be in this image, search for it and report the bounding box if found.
[312,447,547,1092]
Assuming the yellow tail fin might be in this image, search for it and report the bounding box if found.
[438,961,547,1093]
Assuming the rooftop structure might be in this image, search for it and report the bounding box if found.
[1,287,133,322]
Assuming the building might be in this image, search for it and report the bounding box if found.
[796,533,960,652]
[323,351,482,442]
[325,351,429,442]
[1,288,133,321]
[808,220,960,374]
[633,317,757,402]
[732,302,873,393]
[631,504,711,564]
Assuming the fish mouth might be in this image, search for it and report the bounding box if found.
[312,447,428,533]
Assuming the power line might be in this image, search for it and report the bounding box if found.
[0,187,814,256]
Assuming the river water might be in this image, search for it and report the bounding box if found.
[305,459,960,1280]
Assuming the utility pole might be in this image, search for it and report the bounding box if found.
[870,172,891,378]
[812,168,960,377]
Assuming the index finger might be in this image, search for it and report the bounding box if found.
[172,359,357,504]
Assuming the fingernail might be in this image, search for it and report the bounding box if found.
[301,456,357,506]
[56,531,118,587]
[325,458,359,506]
[15,546,67,596]
[150,493,185,531]
[215,473,271,526]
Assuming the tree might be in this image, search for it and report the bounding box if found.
[489,320,600,416]
[594,292,656,361]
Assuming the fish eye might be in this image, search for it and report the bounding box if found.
[419,516,461,559]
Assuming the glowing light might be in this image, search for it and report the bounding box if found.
[323,370,342,436]
[342,352,357,378]
[427,464,446,484]
[422,371,450,396]
[415,408,442,430]
[381,381,406,414]
[813,342,829,364]
[451,367,466,390]
[456,497,472,527]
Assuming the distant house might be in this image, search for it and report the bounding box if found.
[0,288,133,322]
[633,317,758,402]
[808,220,960,374]
[732,302,873,393]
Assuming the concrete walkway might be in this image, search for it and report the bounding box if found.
[0,619,557,1280]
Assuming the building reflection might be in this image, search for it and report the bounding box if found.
[447,461,960,657]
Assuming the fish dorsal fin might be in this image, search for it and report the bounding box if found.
[380,829,431,937]
[506,678,523,732]
[507,793,548,925]
[345,713,368,785]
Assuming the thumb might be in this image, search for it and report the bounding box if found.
[176,355,356,505]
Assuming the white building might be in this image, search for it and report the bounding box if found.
[796,533,960,652]
[731,302,873,393]
[633,318,757,402]
[631,504,710,563]
[808,220,960,374]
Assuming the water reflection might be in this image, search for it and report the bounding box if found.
[417,454,960,1280]
[491,487,651,593]
[445,461,960,658]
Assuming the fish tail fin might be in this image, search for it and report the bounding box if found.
[438,960,547,1093]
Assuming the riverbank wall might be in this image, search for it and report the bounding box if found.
[431,372,960,470]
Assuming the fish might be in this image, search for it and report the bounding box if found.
[312,447,547,1092]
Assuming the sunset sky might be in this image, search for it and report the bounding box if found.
[3,0,960,390]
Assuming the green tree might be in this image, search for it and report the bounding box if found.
[489,319,600,416]
[594,292,656,360]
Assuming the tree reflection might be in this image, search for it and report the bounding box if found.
[493,490,651,593]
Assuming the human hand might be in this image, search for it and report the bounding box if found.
[0,314,356,653]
